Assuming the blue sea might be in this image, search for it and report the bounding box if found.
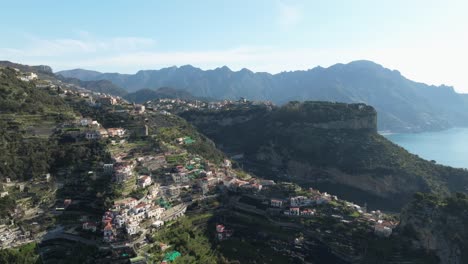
[384,128,468,169]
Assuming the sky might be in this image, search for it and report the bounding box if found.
[1,0,468,92]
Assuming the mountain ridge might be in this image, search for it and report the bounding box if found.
[57,60,468,132]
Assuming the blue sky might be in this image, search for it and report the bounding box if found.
[1,0,468,91]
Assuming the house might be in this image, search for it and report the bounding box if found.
[374,224,392,237]
[5,178,11,183]
[152,220,164,228]
[85,130,101,140]
[17,184,25,192]
[260,180,275,186]
[301,209,315,216]
[290,196,313,207]
[107,128,126,138]
[80,118,93,127]
[270,199,284,208]
[132,202,150,214]
[82,222,97,232]
[138,175,152,188]
[114,197,138,210]
[97,96,117,106]
[64,199,72,208]
[239,183,262,192]
[171,173,188,184]
[114,215,126,228]
[134,104,145,114]
[223,159,232,168]
[126,221,139,235]
[103,222,115,242]
[0,192,8,198]
[226,178,249,190]
[114,162,134,183]
[103,164,114,175]
[18,72,37,82]
[216,224,233,241]
[148,185,159,197]
[91,120,101,127]
[146,207,165,219]
[315,193,332,205]
[289,207,300,216]
[99,128,108,138]
[102,211,114,225]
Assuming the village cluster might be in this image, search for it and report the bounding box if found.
[146,97,273,114]
[268,188,398,237]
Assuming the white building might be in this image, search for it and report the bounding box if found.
[126,221,139,236]
[145,207,165,219]
[374,225,393,237]
[85,131,101,140]
[138,175,152,188]
[290,196,313,207]
[270,199,283,208]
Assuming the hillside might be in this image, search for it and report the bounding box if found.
[124,87,199,103]
[57,61,468,132]
[0,67,76,181]
[180,101,468,210]
[398,192,468,264]
[57,76,128,97]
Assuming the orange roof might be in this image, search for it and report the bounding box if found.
[104,222,113,230]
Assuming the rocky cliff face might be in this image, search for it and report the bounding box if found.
[398,193,468,264]
[181,101,468,211]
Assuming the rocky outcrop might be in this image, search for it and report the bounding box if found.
[181,101,468,211]
[398,193,468,264]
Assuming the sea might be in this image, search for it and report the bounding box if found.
[383,127,468,169]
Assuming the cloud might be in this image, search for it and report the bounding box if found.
[0,33,157,57]
[277,1,303,29]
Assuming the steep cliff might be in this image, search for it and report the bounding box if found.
[181,101,468,210]
[398,193,468,264]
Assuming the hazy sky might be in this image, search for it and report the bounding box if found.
[1,0,467,92]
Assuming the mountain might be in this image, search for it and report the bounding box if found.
[0,60,54,78]
[57,61,468,132]
[57,76,128,97]
[180,101,468,211]
[124,87,199,103]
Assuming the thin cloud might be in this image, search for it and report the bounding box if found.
[1,34,157,57]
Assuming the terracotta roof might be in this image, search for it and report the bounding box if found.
[104,222,113,230]
[135,202,147,209]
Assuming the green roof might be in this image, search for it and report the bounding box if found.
[163,251,181,261]
[183,137,195,144]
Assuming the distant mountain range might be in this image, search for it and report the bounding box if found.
[123,87,205,104]
[57,76,128,97]
[56,60,468,132]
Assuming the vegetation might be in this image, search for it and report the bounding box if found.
[148,214,226,264]
[0,196,16,218]
[182,102,468,210]
[377,192,468,264]
[0,68,71,114]
[0,242,41,264]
